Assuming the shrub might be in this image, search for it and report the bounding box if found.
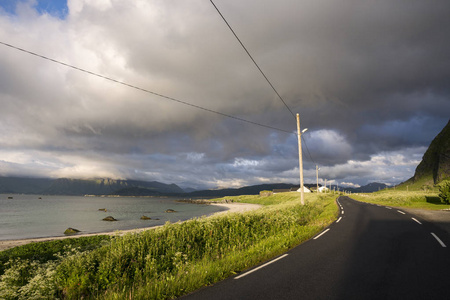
[0,258,58,300]
[438,180,450,204]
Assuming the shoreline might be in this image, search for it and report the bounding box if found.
[0,202,261,252]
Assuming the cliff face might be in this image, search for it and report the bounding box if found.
[413,120,450,184]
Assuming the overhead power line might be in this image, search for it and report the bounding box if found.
[0,41,293,134]
[209,1,317,165]
[209,0,296,119]
[302,135,316,165]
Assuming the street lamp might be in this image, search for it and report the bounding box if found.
[297,113,307,205]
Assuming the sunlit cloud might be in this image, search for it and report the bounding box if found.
[0,0,449,189]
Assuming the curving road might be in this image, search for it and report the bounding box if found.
[180,196,450,300]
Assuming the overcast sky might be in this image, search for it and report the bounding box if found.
[0,0,449,190]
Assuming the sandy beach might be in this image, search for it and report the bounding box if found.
[0,202,261,252]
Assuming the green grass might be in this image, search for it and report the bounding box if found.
[0,235,111,275]
[394,174,437,192]
[0,192,338,300]
[351,190,450,210]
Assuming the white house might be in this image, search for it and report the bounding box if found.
[317,186,329,193]
[297,186,311,193]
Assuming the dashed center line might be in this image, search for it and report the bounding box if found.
[341,210,344,214]
[431,233,447,248]
[411,218,422,225]
[385,207,392,210]
[336,217,342,223]
[397,210,406,215]
[235,254,288,279]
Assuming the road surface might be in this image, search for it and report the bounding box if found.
[180,196,450,299]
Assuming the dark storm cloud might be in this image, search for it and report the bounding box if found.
[0,0,449,188]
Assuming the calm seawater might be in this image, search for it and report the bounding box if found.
[0,194,226,240]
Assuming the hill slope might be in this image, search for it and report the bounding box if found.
[402,119,450,188]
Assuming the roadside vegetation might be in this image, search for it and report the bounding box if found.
[438,180,450,204]
[0,192,338,300]
[350,189,450,210]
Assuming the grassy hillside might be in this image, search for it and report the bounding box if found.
[399,120,450,190]
[351,190,450,210]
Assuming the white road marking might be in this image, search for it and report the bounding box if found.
[411,218,422,225]
[431,233,447,248]
[341,210,344,214]
[336,217,342,223]
[397,210,406,215]
[314,228,330,240]
[385,207,392,210]
[235,254,289,279]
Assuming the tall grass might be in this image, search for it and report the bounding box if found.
[351,190,450,210]
[1,193,338,299]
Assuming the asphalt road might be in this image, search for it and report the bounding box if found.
[180,196,450,300]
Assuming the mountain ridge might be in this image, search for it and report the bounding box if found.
[0,177,184,196]
[400,119,450,189]
[0,176,389,197]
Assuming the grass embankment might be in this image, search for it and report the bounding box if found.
[351,190,450,210]
[0,193,338,299]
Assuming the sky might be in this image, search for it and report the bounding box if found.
[0,0,449,190]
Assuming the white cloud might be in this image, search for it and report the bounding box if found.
[0,0,448,189]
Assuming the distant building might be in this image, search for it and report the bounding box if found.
[273,185,312,194]
[296,186,311,193]
[317,186,329,193]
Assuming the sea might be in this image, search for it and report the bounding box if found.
[0,194,226,241]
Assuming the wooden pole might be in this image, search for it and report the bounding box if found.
[316,165,319,193]
[297,113,305,205]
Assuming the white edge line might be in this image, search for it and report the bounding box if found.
[397,210,406,215]
[235,254,289,279]
[313,228,330,240]
[385,207,392,209]
[341,210,344,214]
[336,217,342,223]
[411,217,422,225]
[431,232,447,248]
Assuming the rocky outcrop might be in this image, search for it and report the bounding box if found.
[165,209,176,213]
[64,228,80,234]
[102,216,117,221]
[412,120,450,185]
[140,215,152,220]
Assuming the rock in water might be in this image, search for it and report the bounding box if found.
[103,216,117,221]
[165,209,176,213]
[64,228,80,234]
[140,215,152,220]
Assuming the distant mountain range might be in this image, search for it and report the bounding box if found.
[0,177,184,196]
[0,176,388,197]
[344,182,389,193]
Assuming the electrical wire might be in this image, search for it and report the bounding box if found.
[209,0,296,119]
[0,40,293,134]
[209,1,317,165]
[302,135,316,165]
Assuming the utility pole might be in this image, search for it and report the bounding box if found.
[297,113,307,205]
[316,165,320,193]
